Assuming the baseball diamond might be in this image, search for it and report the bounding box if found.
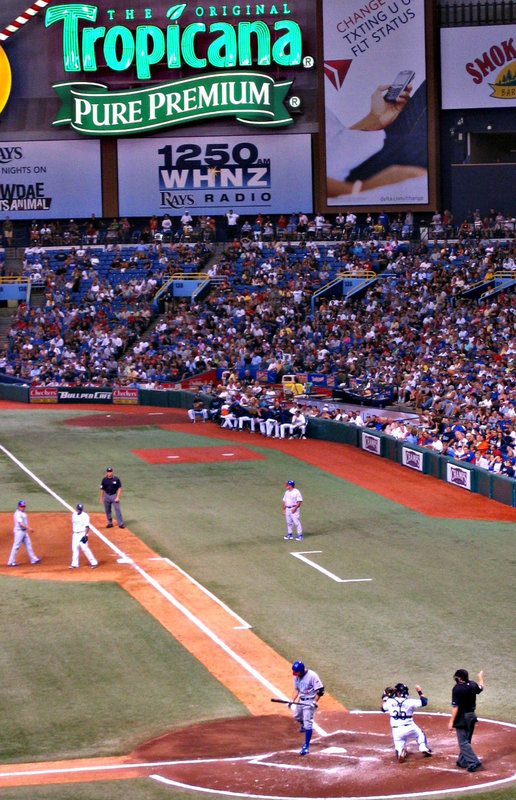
[0,400,515,799]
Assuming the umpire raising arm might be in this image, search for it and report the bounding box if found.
[100,466,125,529]
[448,668,484,773]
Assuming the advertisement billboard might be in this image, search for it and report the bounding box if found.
[118,133,313,215]
[441,24,516,110]
[0,139,102,218]
[0,0,318,138]
[321,0,430,208]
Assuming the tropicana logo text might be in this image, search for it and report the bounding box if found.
[45,2,305,134]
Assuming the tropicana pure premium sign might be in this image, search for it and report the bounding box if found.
[44,2,305,134]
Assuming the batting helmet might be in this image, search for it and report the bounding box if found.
[394,683,409,697]
[17,499,26,507]
[76,503,84,511]
[292,660,306,676]
[286,479,295,487]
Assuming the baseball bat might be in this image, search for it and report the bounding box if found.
[270,698,309,706]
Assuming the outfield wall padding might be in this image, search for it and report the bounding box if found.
[0,383,29,403]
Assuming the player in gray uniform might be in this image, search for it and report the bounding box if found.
[71,503,98,568]
[289,660,324,755]
[8,499,41,566]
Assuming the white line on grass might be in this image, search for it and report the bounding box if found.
[0,443,327,736]
[148,557,252,629]
[291,552,373,584]
[0,754,267,780]
[150,771,516,800]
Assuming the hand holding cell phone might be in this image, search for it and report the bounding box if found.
[384,70,415,102]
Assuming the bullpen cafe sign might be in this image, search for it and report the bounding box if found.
[42,1,308,134]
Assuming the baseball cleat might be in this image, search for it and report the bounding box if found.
[296,535,303,540]
[300,744,309,755]
[398,749,407,762]
[7,563,19,567]
[422,749,432,757]
[119,524,125,528]
[69,565,78,569]
[106,523,113,528]
[32,558,42,564]
[284,534,293,539]
[299,726,305,733]
[91,564,98,569]
[467,762,482,772]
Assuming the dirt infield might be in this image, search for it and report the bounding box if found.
[134,712,516,798]
[1,401,515,796]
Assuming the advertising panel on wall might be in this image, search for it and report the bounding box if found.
[0,0,318,137]
[0,0,318,216]
[118,134,313,216]
[0,139,102,218]
[321,0,430,208]
[441,24,516,110]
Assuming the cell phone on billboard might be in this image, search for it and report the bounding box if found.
[384,70,415,102]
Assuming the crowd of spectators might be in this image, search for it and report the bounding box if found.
[2,207,516,250]
[0,209,515,475]
[188,374,516,475]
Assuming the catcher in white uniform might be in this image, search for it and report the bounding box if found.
[71,503,98,569]
[282,480,303,540]
[381,682,432,761]
[289,660,324,755]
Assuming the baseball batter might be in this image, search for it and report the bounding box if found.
[381,683,432,761]
[7,499,41,566]
[71,503,98,569]
[282,480,303,540]
[289,660,324,755]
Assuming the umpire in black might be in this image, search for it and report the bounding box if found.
[100,466,125,529]
[448,668,484,772]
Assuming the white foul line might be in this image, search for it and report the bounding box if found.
[148,557,252,629]
[0,443,327,736]
[291,552,373,584]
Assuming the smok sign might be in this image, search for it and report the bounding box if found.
[46,2,309,134]
[441,25,516,109]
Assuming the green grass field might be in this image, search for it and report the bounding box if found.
[0,407,514,799]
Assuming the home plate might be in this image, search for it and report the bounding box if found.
[322,746,348,754]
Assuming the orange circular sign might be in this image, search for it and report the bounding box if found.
[0,46,12,114]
